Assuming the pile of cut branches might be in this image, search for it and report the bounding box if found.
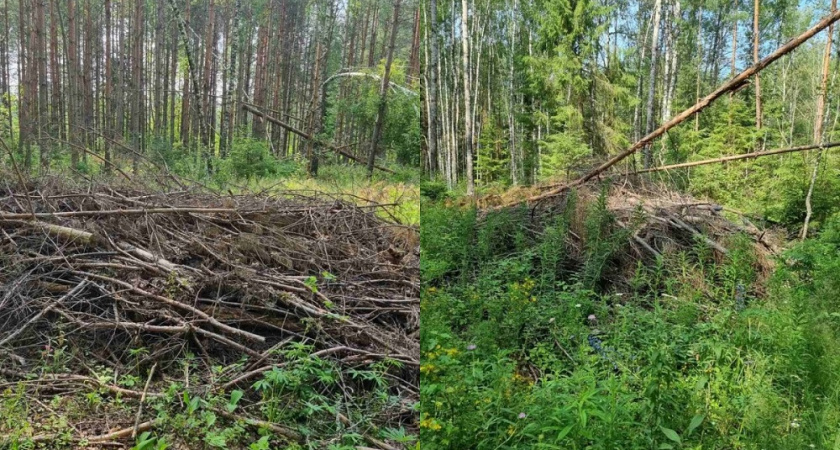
[0,175,418,449]
[487,182,781,293]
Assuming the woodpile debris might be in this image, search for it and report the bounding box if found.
[503,182,781,291]
[0,175,418,448]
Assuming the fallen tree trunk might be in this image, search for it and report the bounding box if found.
[629,142,840,174]
[526,8,840,204]
[241,104,396,174]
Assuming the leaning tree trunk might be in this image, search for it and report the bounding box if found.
[525,8,840,205]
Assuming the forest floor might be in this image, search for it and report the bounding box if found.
[420,182,840,449]
[0,169,420,450]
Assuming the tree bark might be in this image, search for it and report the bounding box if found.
[201,0,216,172]
[220,0,241,159]
[104,0,112,173]
[130,0,144,173]
[34,0,48,170]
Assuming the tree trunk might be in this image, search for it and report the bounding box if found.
[35,0,48,171]
[220,0,241,159]
[48,0,61,164]
[409,7,421,81]
[179,0,192,146]
[201,0,216,172]
[367,0,402,177]
[729,0,738,131]
[643,0,662,168]
[802,0,837,240]
[83,0,94,155]
[131,0,144,173]
[104,0,112,173]
[753,0,762,130]
[368,5,379,67]
[461,0,475,195]
[508,0,518,185]
[427,0,440,176]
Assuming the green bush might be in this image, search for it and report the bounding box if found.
[224,139,299,180]
[420,181,449,201]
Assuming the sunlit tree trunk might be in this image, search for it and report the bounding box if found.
[643,0,662,168]
[462,0,475,195]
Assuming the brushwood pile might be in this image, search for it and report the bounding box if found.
[0,175,419,449]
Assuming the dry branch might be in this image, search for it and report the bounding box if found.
[0,176,419,446]
[0,280,88,348]
[0,206,243,220]
[630,142,840,174]
[131,363,157,439]
[241,103,396,174]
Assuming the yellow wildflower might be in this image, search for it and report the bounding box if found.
[420,417,443,431]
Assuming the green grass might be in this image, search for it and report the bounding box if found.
[231,164,421,226]
[420,195,840,449]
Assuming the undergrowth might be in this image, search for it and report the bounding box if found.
[0,342,417,449]
[5,137,421,226]
[421,191,840,449]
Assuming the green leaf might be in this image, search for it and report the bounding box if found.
[204,431,226,448]
[227,389,244,412]
[660,426,681,444]
[304,276,319,293]
[556,424,574,440]
[321,271,336,281]
[658,444,674,449]
[686,414,705,436]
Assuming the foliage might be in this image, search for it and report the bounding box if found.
[223,139,300,180]
[421,200,840,449]
[0,340,416,448]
